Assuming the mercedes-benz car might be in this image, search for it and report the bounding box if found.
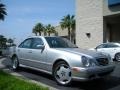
[91,43,120,61]
[10,36,115,86]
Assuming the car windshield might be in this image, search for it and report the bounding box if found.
[45,37,78,48]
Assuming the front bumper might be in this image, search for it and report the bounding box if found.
[72,65,115,81]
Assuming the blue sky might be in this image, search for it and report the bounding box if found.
[0,0,75,44]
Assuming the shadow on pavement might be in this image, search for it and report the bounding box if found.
[0,56,3,59]
[1,58,120,90]
[70,76,120,90]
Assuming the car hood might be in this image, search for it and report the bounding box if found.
[55,48,107,58]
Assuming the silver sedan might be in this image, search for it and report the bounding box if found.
[10,36,115,86]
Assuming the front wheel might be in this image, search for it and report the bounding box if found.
[115,53,120,61]
[53,61,72,86]
[11,56,19,70]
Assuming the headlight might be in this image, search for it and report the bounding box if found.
[81,56,91,67]
[101,52,113,63]
[107,54,113,63]
[81,56,96,67]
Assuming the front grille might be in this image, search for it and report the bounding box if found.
[98,70,113,76]
[96,58,109,66]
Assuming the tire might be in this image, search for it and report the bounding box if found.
[53,61,72,86]
[11,56,19,70]
[0,51,2,56]
[115,53,120,61]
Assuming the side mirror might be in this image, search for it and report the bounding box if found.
[36,45,45,49]
[95,47,99,51]
[95,47,97,50]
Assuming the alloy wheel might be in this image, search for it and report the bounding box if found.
[12,57,19,70]
[115,53,120,61]
[54,62,72,85]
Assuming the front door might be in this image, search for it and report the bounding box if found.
[29,38,47,70]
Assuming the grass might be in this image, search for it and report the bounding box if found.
[0,70,49,90]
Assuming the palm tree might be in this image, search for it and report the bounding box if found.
[0,35,7,48]
[71,16,76,44]
[32,27,37,36]
[0,3,7,21]
[7,38,14,46]
[32,23,44,36]
[43,26,47,36]
[46,24,55,36]
[60,14,75,43]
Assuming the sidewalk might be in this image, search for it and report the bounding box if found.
[0,57,58,90]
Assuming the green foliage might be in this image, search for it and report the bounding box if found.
[7,38,13,44]
[0,35,15,48]
[32,27,38,36]
[32,14,75,42]
[45,24,55,36]
[0,70,48,90]
[60,14,75,43]
[0,2,7,21]
[0,35,7,48]
[32,23,44,36]
[32,23,56,36]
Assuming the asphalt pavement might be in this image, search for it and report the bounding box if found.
[1,57,120,90]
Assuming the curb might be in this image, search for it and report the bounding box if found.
[3,68,58,90]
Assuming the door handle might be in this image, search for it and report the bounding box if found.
[18,49,20,52]
[28,50,32,53]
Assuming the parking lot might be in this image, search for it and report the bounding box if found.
[0,57,120,90]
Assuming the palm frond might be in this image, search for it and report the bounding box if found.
[0,3,7,21]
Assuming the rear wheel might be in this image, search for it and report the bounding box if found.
[53,61,72,86]
[11,56,19,70]
[0,51,2,56]
[115,53,120,61]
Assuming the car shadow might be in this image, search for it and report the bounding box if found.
[19,67,120,90]
[1,58,120,90]
[20,67,54,80]
[0,56,4,59]
[1,58,54,80]
[70,76,120,90]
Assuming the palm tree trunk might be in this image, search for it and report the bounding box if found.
[48,33,50,36]
[35,32,37,36]
[71,29,76,44]
[44,31,47,36]
[68,27,71,40]
[39,32,41,36]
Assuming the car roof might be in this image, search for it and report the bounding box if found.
[102,42,120,44]
[101,42,120,46]
[28,36,60,38]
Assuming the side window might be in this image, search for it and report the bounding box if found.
[19,39,32,48]
[31,38,44,49]
[106,43,119,48]
[96,44,106,49]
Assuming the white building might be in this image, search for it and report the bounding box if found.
[76,0,120,49]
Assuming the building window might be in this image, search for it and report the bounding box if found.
[86,33,91,38]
